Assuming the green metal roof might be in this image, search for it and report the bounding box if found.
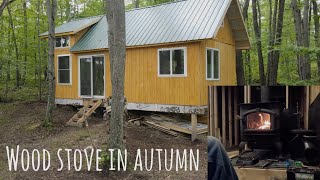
[40,16,102,36]
[71,0,249,52]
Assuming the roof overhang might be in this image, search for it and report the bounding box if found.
[39,16,102,38]
[226,0,251,50]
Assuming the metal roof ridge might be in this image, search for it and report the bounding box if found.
[126,0,189,12]
[67,15,104,23]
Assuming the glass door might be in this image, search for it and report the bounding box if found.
[79,55,105,98]
[80,57,92,97]
[92,56,104,97]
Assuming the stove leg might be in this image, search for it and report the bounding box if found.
[274,141,284,159]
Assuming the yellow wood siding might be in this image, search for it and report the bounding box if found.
[55,17,237,107]
[124,42,201,106]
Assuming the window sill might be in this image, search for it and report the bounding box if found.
[158,75,188,78]
[206,78,220,81]
[55,47,70,50]
[57,83,72,86]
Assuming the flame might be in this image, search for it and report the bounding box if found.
[257,113,271,130]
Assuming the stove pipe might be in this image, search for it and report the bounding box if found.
[261,86,270,103]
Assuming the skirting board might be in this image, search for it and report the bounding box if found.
[127,103,207,114]
[55,99,207,114]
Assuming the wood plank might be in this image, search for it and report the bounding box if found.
[191,114,197,141]
[213,86,218,137]
[305,86,310,129]
[235,168,287,180]
[222,87,226,147]
[209,87,214,136]
[228,87,233,147]
[234,87,239,146]
[141,120,179,136]
[227,151,239,158]
[78,99,102,123]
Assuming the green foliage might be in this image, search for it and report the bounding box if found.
[241,0,320,85]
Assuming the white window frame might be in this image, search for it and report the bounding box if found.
[206,48,220,81]
[157,47,187,78]
[78,54,106,99]
[57,54,72,85]
[55,36,70,49]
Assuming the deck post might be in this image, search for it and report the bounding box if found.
[191,114,198,141]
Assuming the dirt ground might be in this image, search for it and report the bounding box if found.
[0,101,207,180]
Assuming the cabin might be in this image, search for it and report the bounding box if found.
[40,0,249,133]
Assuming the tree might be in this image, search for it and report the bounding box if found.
[291,0,311,80]
[252,0,266,85]
[267,0,285,85]
[22,0,27,84]
[7,6,20,88]
[106,0,126,150]
[0,0,15,16]
[133,0,139,8]
[44,0,57,126]
[312,0,320,76]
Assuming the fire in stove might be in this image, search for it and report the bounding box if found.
[247,112,271,130]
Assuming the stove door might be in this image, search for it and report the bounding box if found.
[246,112,271,130]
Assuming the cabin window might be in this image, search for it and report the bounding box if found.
[158,48,187,77]
[58,55,71,84]
[206,48,220,80]
[55,36,70,48]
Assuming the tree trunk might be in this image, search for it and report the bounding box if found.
[65,0,70,21]
[106,0,126,150]
[242,0,250,85]
[7,6,20,88]
[0,0,15,16]
[313,0,320,76]
[37,0,42,100]
[134,0,139,8]
[44,0,56,126]
[291,0,311,80]
[268,0,285,85]
[236,50,245,85]
[22,0,27,84]
[252,0,266,85]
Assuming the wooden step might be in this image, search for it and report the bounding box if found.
[67,99,103,127]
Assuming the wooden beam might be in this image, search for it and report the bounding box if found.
[235,168,287,180]
[305,86,310,129]
[191,114,197,141]
[209,87,214,136]
[228,87,233,147]
[213,86,218,137]
[234,87,239,146]
[222,87,227,147]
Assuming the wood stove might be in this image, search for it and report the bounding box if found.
[239,102,283,155]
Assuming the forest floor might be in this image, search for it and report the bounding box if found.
[0,101,207,180]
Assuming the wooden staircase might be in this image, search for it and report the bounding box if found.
[67,99,103,127]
